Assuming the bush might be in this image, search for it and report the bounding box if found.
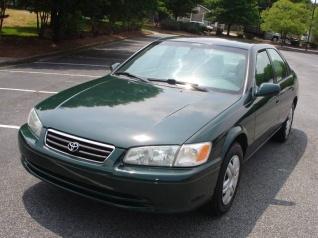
[179,21,189,32]
[188,24,201,34]
[245,33,254,40]
[160,19,180,31]
[61,11,85,40]
[309,42,317,49]
[158,9,170,22]
[237,33,244,38]
[291,39,300,46]
[216,28,223,35]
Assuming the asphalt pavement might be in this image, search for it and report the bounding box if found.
[0,33,317,238]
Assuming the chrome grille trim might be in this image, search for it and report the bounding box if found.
[45,129,115,163]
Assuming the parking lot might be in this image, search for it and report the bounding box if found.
[0,33,317,237]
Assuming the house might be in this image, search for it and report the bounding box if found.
[177,4,211,26]
[190,4,210,24]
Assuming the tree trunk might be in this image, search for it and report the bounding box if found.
[50,4,56,27]
[53,13,62,42]
[0,0,8,40]
[227,24,232,36]
[52,0,62,43]
[280,30,284,47]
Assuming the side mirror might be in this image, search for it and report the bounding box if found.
[255,83,281,97]
[110,63,120,72]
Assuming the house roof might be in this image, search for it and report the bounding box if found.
[197,4,211,12]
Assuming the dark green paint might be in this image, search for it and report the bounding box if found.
[18,37,299,213]
[256,83,281,97]
[35,75,240,148]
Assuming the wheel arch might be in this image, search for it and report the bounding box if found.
[293,96,298,109]
[221,126,248,159]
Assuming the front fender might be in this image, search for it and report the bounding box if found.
[221,126,247,159]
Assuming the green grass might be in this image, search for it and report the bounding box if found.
[2,26,38,36]
[1,9,38,36]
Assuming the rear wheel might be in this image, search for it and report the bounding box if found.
[274,104,294,142]
[272,36,278,42]
[206,142,243,215]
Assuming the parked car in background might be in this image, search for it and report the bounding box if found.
[19,37,298,216]
[190,21,213,32]
[264,32,281,42]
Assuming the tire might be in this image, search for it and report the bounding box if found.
[272,36,278,42]
[206,142,243,215]
[274,104,294,142]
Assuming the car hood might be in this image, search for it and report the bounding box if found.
[36,76,240,148]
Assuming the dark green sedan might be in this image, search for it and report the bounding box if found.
[18,37,298,215]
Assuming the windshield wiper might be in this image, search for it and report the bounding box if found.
[114,71,150,83]
[149,78,209,92]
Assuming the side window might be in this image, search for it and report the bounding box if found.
[268,49,288,81]
[255,50,274,87]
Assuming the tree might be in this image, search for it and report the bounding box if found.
[258,0,310,10]
[309,2,318,43]
[0,0,9,40]
[162,0,203,20]
[50,0,90,42]
[206,0,260,36]
[14,0,157,42]
[291,0,311,3]
[261,0,311,45]
[31,0,51,38]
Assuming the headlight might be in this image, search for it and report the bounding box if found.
[123,142,211,167]
[27,108,42,137]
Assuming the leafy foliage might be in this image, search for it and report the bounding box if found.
[14,0,157,42]
[0,0,10,39]
[8,0,316,44]
[261,0,311,40]
[311,7,318,43]
[257,0,311,10]
[162,0,203,20]
[28,0,51,38]
[205,0,260,36]
[160,18,180,30]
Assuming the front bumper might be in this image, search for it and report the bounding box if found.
[18,124,221,213]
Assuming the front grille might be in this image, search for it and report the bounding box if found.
[45,129,115,163]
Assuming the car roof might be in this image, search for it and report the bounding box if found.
[157,37,274,51]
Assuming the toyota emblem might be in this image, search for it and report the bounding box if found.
[68,142,80,152]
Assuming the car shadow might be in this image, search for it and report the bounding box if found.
[22,128,307,238]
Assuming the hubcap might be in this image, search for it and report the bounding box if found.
[222,155,240,205]
[285,107,293,138]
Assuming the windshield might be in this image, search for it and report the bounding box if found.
[117,40,248,93]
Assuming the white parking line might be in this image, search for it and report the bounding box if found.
[0,69,102,78]
[0,125,20,129]
[0,87,57,94]
[34,62,109,68]
[76,56,126,60]
[92,49,132,55]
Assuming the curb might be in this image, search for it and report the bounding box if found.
[278,46,318,55]
[0,31,154,67]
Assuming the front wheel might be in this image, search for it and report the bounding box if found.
[206,143,243,215]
